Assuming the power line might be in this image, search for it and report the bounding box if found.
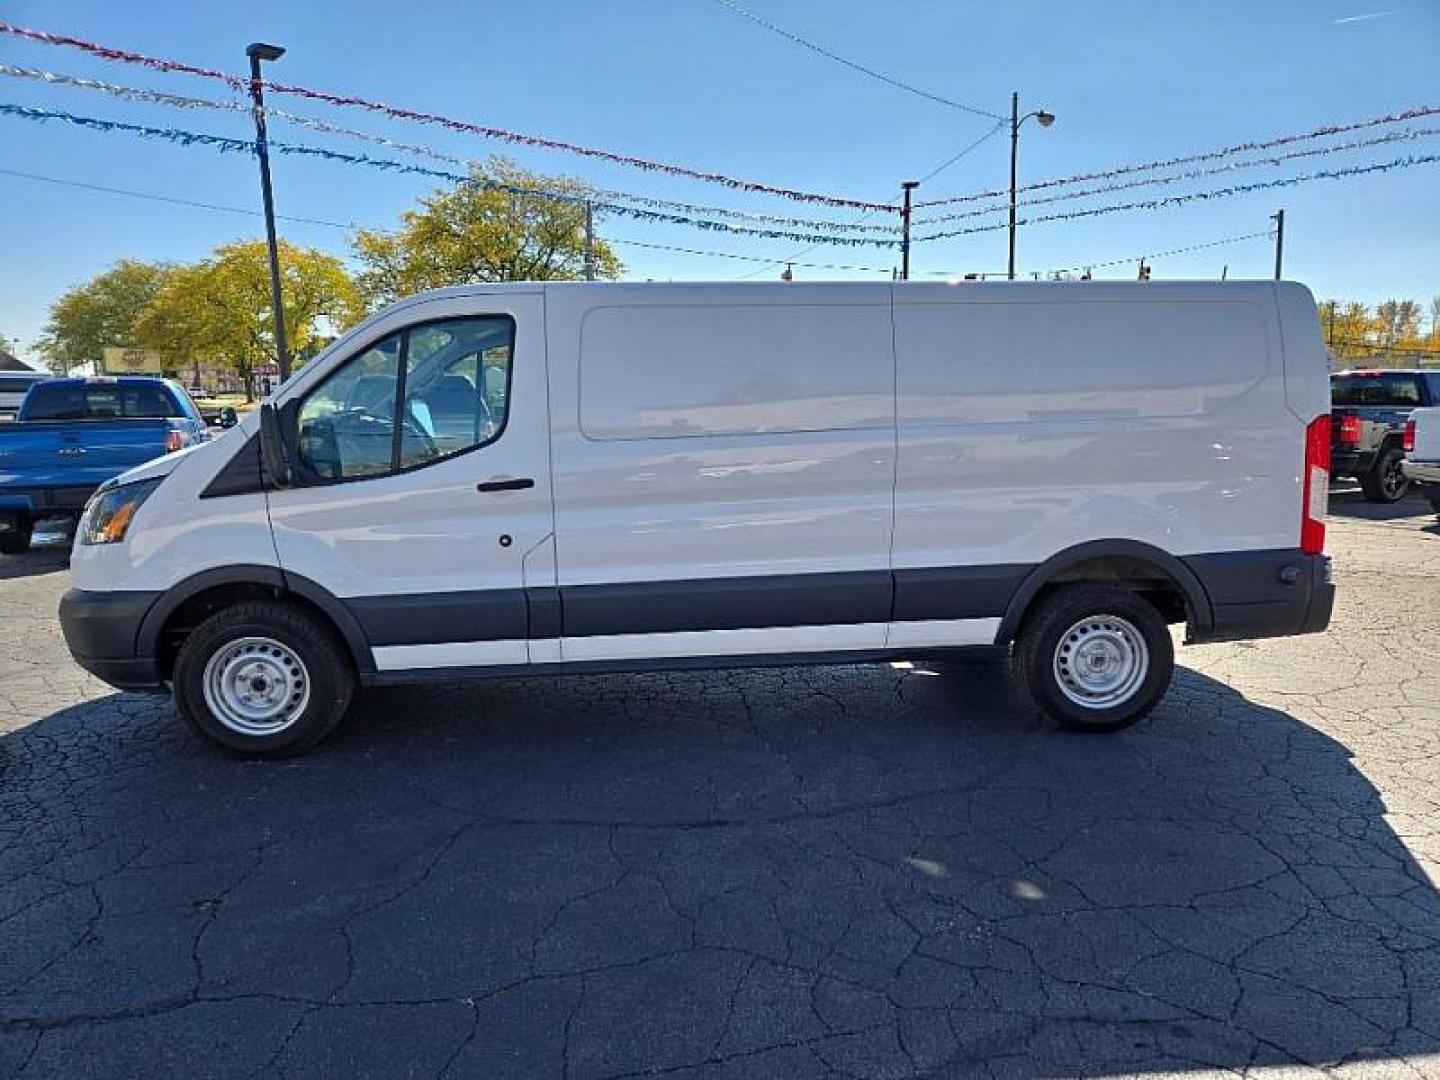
[710,0,1003,120]
[916,121,1007,184]
[0,19,893,210]
[930,229,1275,279]
[734,128,1006,280]
[0,165,353,228]
[611,237,887,273]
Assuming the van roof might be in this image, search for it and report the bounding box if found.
[389,279,1298,304]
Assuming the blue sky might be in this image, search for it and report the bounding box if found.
[1,0,1437,359]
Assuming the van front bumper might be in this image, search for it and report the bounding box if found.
[58,588,166,692]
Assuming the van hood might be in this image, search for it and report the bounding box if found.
[108,444,199,487]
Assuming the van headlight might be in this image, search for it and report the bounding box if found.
[79,478,162,545]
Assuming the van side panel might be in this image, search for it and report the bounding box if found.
[891,285,1301,583]
[545,283,896,649]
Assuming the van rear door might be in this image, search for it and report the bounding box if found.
[267,291,553,673]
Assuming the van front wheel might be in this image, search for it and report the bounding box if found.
[1014,586,1174,732]
[173,600,354,757]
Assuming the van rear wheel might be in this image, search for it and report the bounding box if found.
[173,600,354,757]
[1014,586,1174,732]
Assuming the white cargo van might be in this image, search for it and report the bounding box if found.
[59,281,1334,756]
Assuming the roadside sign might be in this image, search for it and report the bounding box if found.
[101,347,166,374]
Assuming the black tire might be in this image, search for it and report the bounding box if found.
[0,519,33,555]
[1013,585,1175,733]
[1359,444,1410,504]
[173,600,354,757]
[1426,488,1440,518]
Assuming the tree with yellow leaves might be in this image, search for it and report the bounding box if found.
[135,240,363,400]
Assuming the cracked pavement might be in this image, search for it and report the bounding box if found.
[2,491,1438,1079]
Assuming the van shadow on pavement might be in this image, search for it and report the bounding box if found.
[1,659,1436,1078]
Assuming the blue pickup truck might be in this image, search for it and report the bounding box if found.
[0,377,215,554]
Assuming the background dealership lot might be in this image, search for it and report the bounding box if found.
[1,491,1436,1079]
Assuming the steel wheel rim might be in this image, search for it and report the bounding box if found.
[1053,614,1149,710]
[202,636,310,736]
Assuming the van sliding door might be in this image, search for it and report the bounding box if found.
[545,283,897,663]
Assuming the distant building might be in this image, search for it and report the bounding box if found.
[0,350,36,372]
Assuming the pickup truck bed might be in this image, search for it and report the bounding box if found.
[1330,369,1440,503]
[0,377,209,553]
[1401,406,1440,516]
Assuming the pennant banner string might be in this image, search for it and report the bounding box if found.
[914,125,1440,226]
[0,21,895,211]
[0,103,903,248]
[914,153,1440,241]
[0,63,901,235]
[915,104,1440,208]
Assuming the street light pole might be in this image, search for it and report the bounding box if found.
[1007,92,1056,282]
[246,42,290,383]
[900,180,920,281]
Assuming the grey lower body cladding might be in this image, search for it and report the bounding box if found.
[58,548,1333,692]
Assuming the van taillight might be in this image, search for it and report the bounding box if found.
[1403,419,1416,453]
[1301,415,1329,556]
[165,430,186,454]
[1337,414,1362,446]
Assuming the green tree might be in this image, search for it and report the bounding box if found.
[37,260,173,375]
[353,157,622,307]
[134,240,362,401]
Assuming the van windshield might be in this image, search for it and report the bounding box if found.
[1331,374,1424,408]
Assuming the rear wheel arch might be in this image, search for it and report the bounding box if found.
[997,540,1213,645]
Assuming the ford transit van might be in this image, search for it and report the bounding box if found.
[58,281,1334,756]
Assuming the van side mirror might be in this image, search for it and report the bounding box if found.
[218,406,239,429]
[259,402,292,489]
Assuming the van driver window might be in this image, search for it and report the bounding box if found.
[295,316,514,482]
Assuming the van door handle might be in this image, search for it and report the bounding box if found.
[476,477,535,493]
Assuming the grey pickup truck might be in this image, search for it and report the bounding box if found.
[1330,368,1440,503]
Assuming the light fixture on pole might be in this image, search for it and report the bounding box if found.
[246,41,290,383]
[1008,91,1055,281]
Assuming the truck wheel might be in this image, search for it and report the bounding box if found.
[1014,585,1174,733]
[0,519,33,555]
[1426,487,1440,518]
[1360,445,1410,503]
[173,600,354,757]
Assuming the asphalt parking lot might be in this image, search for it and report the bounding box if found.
[1,493,1437,1080]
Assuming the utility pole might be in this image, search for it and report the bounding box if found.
[583,201,596,282]
[1325,300,1336,346]
[246,42,290,383]
[899,181,920,281]
[1008,92,1020,282]
[1271,209,1285,281]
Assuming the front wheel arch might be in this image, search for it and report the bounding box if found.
[141,565,374,680]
